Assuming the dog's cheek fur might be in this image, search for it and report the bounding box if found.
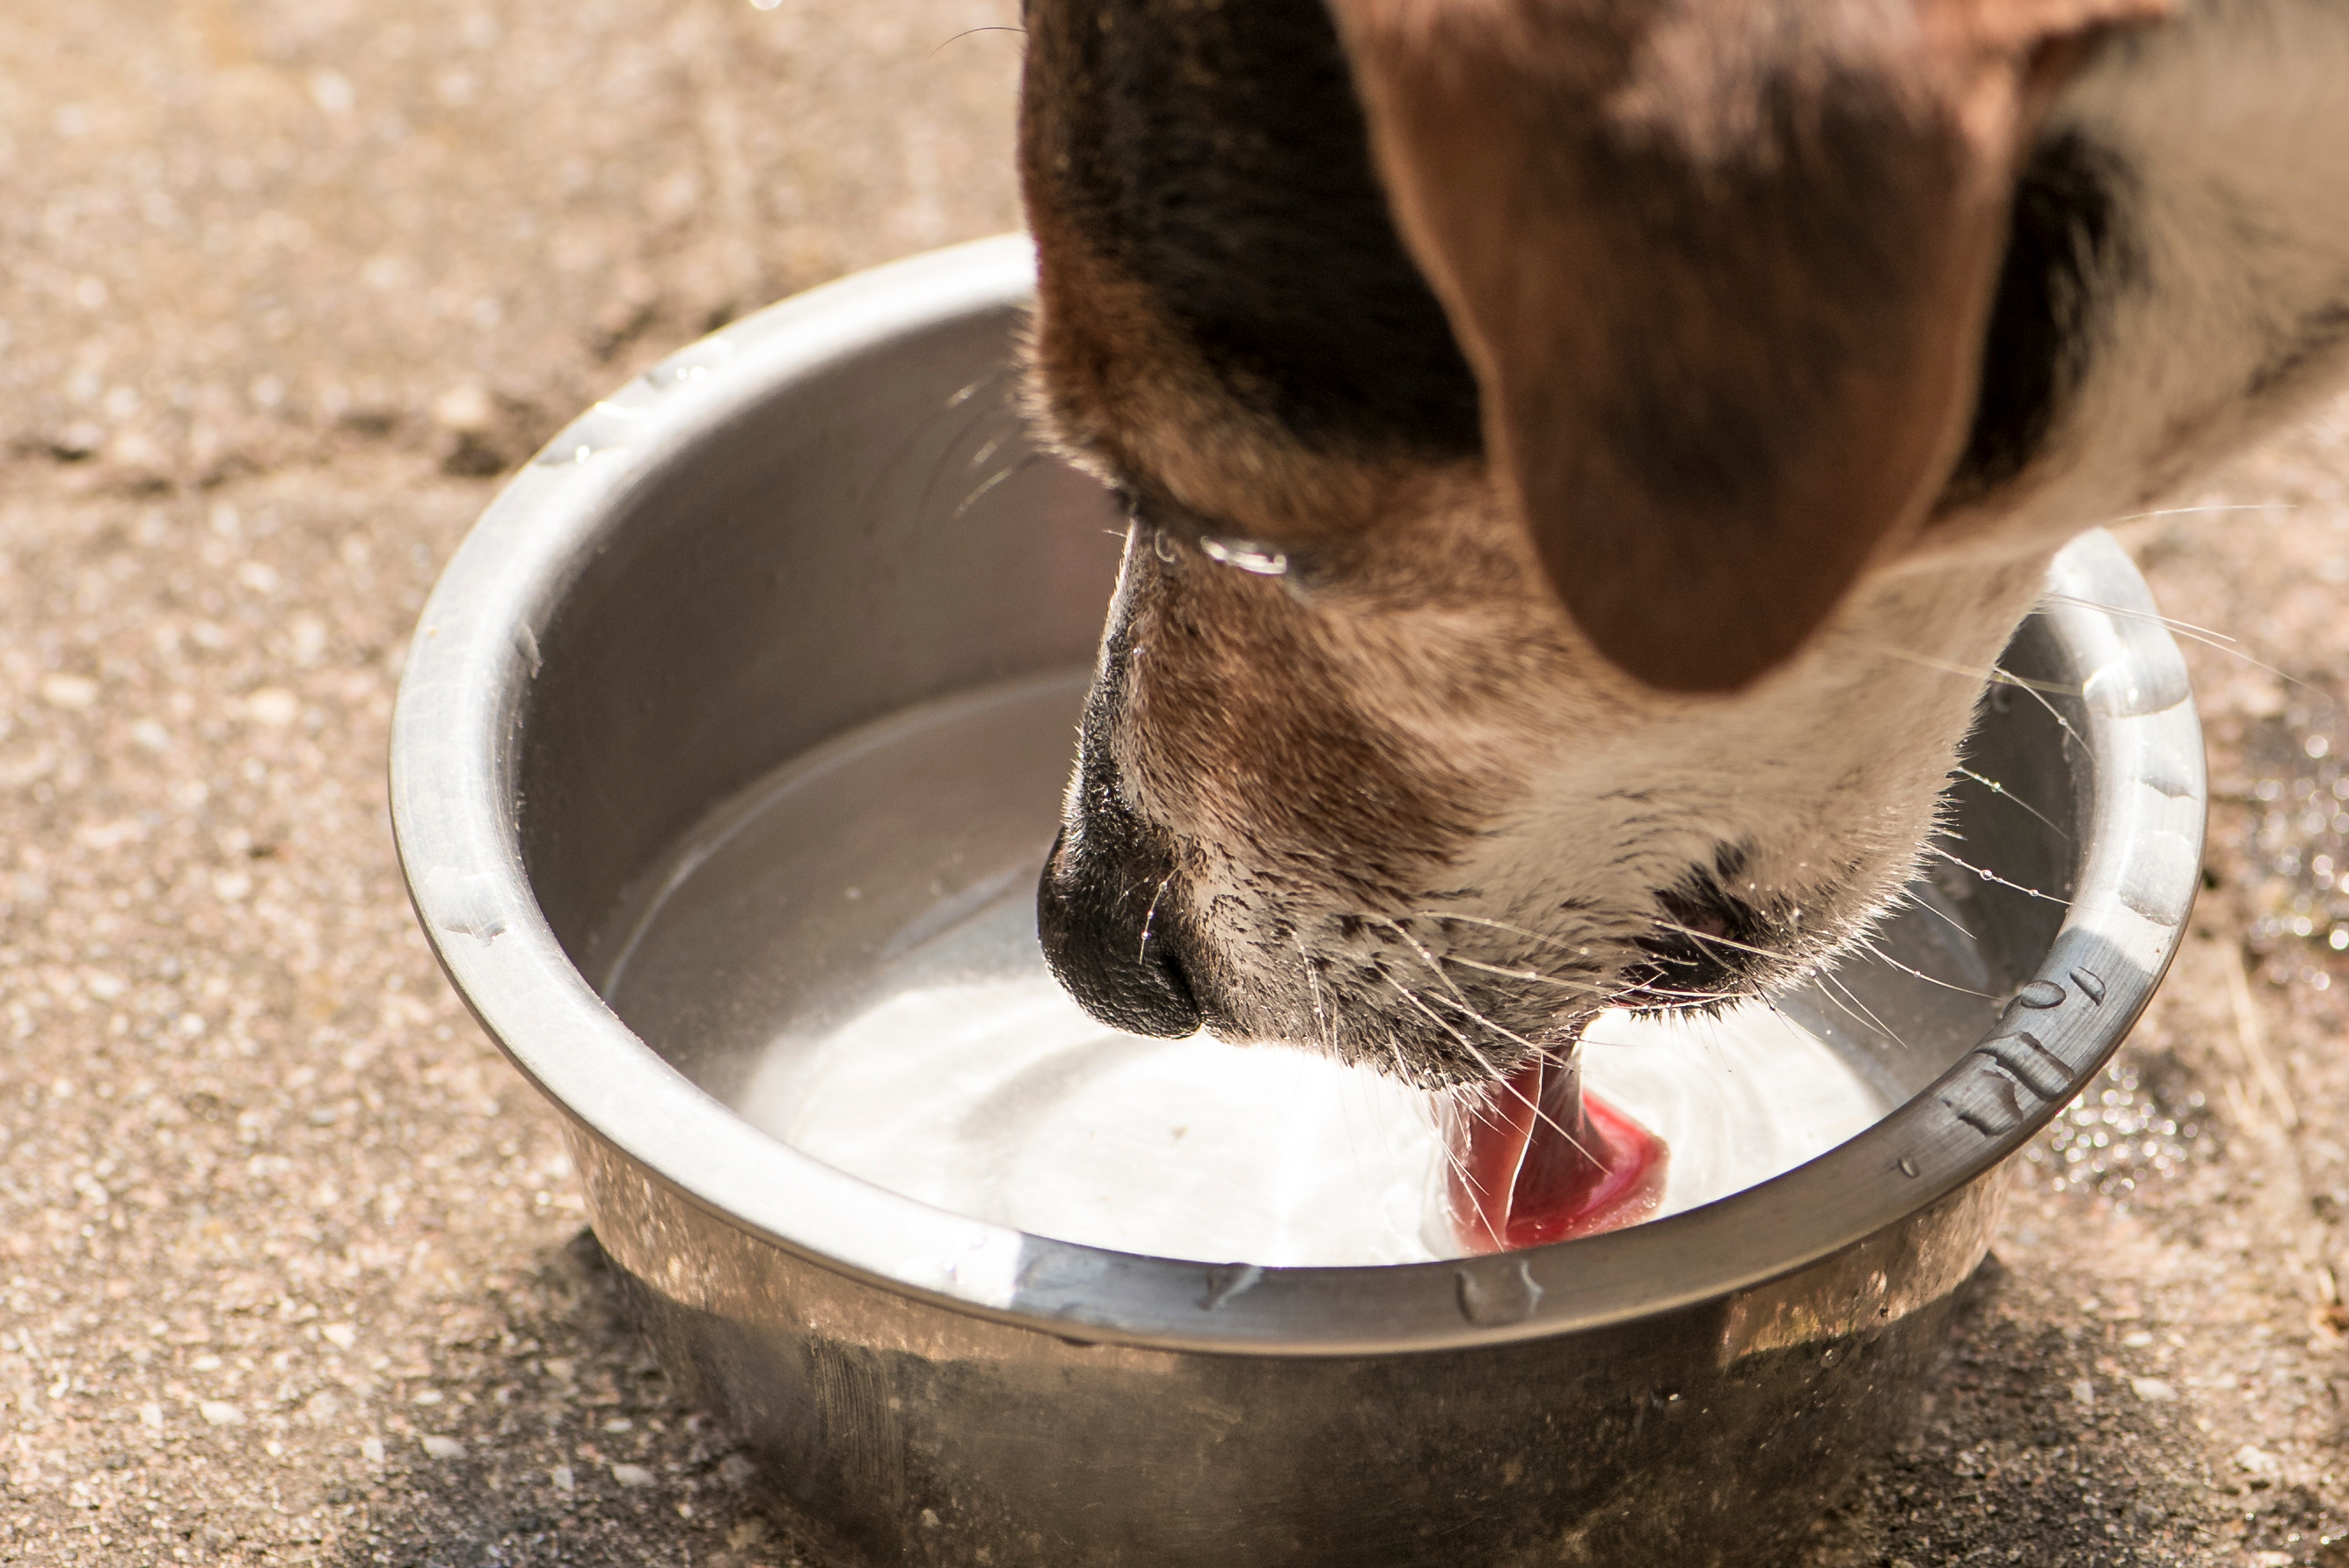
[1074,509,1612,1074]
[1088,514,2055,1082]
[1102,536,1521,1049]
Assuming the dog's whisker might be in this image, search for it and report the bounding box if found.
[1381,976,1599,1165]
[928,22,1029,60]
[1849,933,2000,1003]
[1631,984,1749,1003]
[1865,638,2095,756]
[1397,912,1730,1007]
[1361,915,1480,1011]
[1951,766,2071,842]
[1367,917,1602,1058]
[2042,591,2331,704]
[1435,951,1609,995]
[943,361,1021,409]
[949,453,1042,521]
[1390,1034,1440,1102]
[1989,666,2097,755]
[1371,981,1503,1065]
[1295,933,1330,1029]
[1410,909,1592,957]
[1814,966,1907,1049]
[1298,935,1356,1076]
[1137,872,1174,964]
[2041,589,2240,645]
[1433,1085,1505,1223]
[1366,922,1572,1090]
[1419,1073,1486,1206]
[1448,1084,1513,1133]
[2097,501,2297,526]
[1645,915,1784,963]
[1892,884,1981,942]
[916,396,1026,518]
[1925,844,2070,907]
[1424,989,1545,1054]
[1864,643,2081,698]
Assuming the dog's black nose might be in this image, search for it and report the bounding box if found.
[1037,823,1202,1038]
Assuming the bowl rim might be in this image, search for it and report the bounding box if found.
[390,233,2206,1355]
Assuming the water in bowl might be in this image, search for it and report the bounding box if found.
[594,671,1898,1267]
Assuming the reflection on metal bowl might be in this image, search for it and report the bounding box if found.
[391,236,2205,1568]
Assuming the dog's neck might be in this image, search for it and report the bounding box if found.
[1942,0,2349,553]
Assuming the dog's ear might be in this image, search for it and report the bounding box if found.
[1331,0,2170,692]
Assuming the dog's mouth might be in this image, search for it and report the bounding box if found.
[1435,858,1804,1250]
[1445,1050,1671,1251]
[1623,857,1789,1010]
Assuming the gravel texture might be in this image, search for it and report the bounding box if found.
[1,4,1019,1564]
[6,4,2349,1565]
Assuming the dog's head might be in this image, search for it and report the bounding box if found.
[1022,0,2169,1083]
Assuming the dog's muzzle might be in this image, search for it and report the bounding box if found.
[1037,821,1203,1039]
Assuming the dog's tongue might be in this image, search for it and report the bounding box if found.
[1448,1054,1668,1253]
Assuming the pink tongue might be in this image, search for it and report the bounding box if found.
[1448,1056,1669,1253]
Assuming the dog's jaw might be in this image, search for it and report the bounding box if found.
[1040,480,2055,1087]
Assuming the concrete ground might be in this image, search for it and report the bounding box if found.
[4,4,2349,1565]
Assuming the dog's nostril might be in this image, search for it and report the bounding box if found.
[1037,826,1203,1039]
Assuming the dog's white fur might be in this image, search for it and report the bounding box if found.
[1074,0,2349,1081]
[1032,0,2349,1085]
[2023,0,2349,517]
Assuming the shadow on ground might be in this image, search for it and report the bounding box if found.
[329,1229,810,1568]
[1806,1252,2238,1567]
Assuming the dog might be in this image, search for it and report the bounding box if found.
[1021,0,2349,1098]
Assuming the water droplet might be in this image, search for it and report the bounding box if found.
[422,865,509,945]
[2017,980,2066,1009]
[640,339,737,392]
[531,400,644,467]
[1199,1264,1262,1310]
[1979,1032,2071,1099]
[1456,1259,1543,1326]
[1897,1156,1919,1178]
[1199,536,1289,576]
[2068,967,2105,1004]
[533,438,623,468]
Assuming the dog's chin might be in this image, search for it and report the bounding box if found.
[1154,858,1874,1091]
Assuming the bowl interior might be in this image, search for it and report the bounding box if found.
[514,289,2080,1185]
[395,239,2199,1348]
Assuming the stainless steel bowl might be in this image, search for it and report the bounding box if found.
[390,235,2206,1568]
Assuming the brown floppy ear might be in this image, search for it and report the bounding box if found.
[1329,0,2171,692]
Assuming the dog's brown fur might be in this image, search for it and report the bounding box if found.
[1339,0,2180,690]
[1029,0,2170,693]
[1023,0,2349,1082]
